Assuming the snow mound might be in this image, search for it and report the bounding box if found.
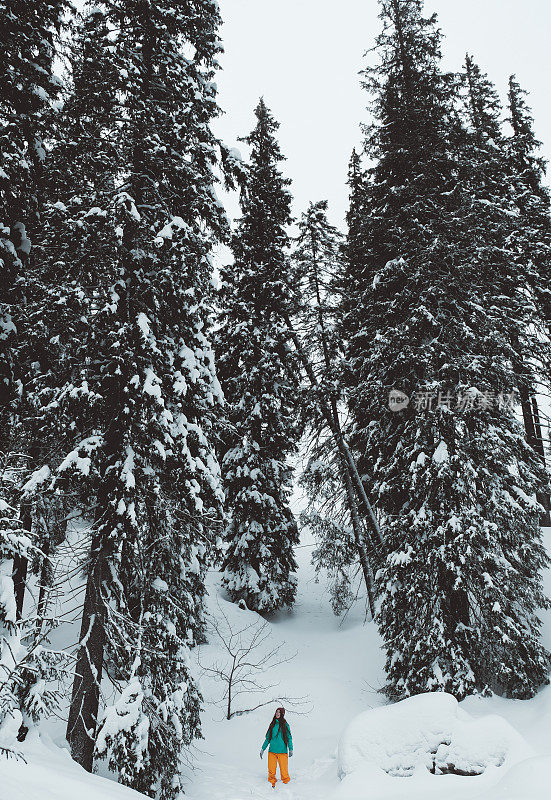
[0,732,146,800]
[337,692,531,779]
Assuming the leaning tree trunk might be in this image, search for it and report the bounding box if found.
[340,453,376,617]
[281,311,382,614]
[283,312,383,549]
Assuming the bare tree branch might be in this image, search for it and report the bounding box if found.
[197,601,306,719]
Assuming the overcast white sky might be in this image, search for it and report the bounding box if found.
[214,0,551,228]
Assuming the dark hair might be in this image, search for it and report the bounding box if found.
[265,707,289,747]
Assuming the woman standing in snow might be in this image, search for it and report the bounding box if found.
[260,707,293,788]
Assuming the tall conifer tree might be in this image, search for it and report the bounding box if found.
[0,0,66,749]
[461,55,550,524]
[36,4,133,774]
[216,100,300,613]
[43,3,227,794]
[343,0,550,699]
[506,76,551,380]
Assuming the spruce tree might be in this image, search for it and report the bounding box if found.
[294,201,342,389]
[342,149,369,332]
[506,75,551,278]
[36,5,130,773]
[0,0,66,434]
[12,5,112,647]
[0,0,65,345]
[0,0,66,750]
[216,99,300,613]
[462,55,550,524]
[45,3,227,794]
[506,76,551,391]
[344,0,550,699]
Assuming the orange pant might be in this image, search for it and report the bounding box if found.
[267,752,290,786]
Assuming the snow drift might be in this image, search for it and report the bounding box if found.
[0,731,145,800]
[337,692,532,779]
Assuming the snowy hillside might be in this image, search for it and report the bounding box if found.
[3,528,550,800]
[185,529,551,800]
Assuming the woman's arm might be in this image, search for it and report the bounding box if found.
[287,723,293,754]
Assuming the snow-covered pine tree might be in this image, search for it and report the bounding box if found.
[0,0,67,752]
[461,55,550,524]
[1,0,65,374]
[46,3,227,794]
[216,99,300,613]
[341,149,368,329]
[21,7,119,645]
[27,3,130,773]
[343,0,550,700]
[0,0,66,434]
[506,75,551,322]
[97,5,226,793]
[294,201,342,392]
[505,75,551,446]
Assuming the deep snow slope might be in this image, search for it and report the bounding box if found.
[0,730,147,800]
[1,530,550,800]
[187,528,551,800]
[187,530,385,800]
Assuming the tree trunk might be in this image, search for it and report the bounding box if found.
[66,530,107,772]
[227,673,232,720]
[519,385,551,526]
[340,456,376,617]
[441,567,470,636]
[13,502,32,619]
[305,242,379,614]
[283,312,383,549]
[12,554,28,621]
[35,537,51,634]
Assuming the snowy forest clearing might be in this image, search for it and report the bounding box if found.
[3,529,551,800]
[3,0,551,798]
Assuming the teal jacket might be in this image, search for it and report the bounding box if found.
[262,721,293,755]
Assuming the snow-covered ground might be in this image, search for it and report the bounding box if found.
[2,529,551,800]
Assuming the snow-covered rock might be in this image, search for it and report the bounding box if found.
[337,692,532,780]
